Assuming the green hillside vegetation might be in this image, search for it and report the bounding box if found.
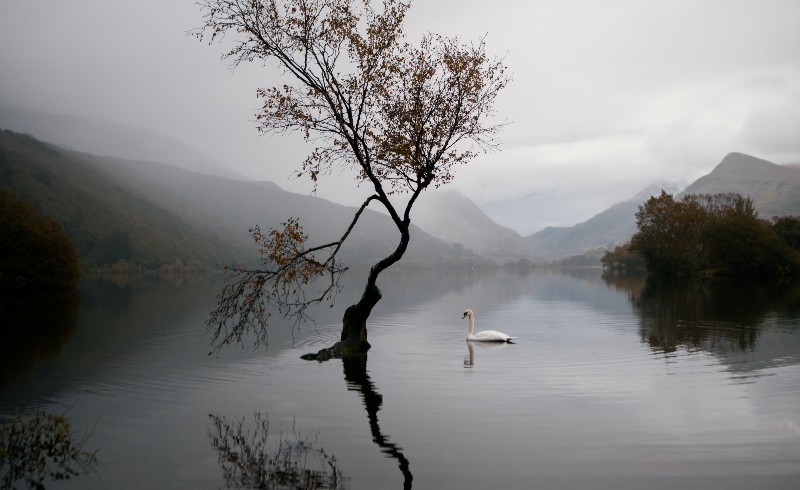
[0,190,81,291]
[606,191,800,278]
[0,130,231,269]
[532,153,800,263]
[0,130,481,271]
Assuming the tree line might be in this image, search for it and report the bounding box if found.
[602,191,800,278]
[1,190,81,292]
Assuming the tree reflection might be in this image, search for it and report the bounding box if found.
[605,273,800,355]
[342,354,413,489]
[0,410,98,489]
[207,412,347,489]
[0,291,79,385]
[208,355,413,489]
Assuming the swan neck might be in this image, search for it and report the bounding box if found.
[468,314,475,336]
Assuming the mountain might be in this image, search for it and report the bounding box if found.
[481,190,595,237]
[679,152,800,217]
[524,152,800,262]
[524,184,679,261]
[0,129,480,270]
[0,129,231,268]
[77,151,473,268]
[412,190,534,262]
[0,105,243,179]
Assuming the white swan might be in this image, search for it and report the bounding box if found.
[462,309,516,343]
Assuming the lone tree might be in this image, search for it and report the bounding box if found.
[198,0,509,360]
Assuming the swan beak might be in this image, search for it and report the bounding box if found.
[461,312,467,319]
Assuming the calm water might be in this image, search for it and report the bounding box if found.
[2,269,800,489]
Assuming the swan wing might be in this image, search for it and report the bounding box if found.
[469,330,516,342]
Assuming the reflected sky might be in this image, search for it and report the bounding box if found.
[1,269,799,488]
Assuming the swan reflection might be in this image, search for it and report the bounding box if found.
[463,339,514,369]
[343,354,413,489]
[464,341,474,368]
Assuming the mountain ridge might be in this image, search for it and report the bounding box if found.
[680,152,800,217]
[523,183,681,261]
[5,115,800,267]
[526,152,800,261]
[0,129,485,269]
[0,104,243,180]
[412,190,533,262]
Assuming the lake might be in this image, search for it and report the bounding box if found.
[2,268,800,489]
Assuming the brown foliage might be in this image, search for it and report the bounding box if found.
[0,191,81,292]
[197,0,509,353]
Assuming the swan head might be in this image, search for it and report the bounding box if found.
[462,309,473,319]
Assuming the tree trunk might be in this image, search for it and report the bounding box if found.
[301,220,409,362]
[301,282,382,361]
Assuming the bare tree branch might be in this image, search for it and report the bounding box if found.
[196,0,510,357]
[207,194,379,354]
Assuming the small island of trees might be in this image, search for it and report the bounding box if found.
[602,191,800,278]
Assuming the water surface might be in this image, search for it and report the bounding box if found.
[2,269,799,488]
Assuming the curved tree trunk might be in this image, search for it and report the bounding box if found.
[305,282,381,361]
[302,222,409,361]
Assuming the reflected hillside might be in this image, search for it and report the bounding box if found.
[605,274,800,371]
[0,291,80,386]
[0,274,229,407]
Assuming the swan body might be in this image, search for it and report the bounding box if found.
[462,309,516,343]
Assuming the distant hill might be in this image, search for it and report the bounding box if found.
[0,129,231,268]
[679,152,800,217]
[0,105,242,179]
[524,152,800,261]
[76,150,474,268]
[0,130,481,270]
[412,190,534,262]
[524,184,679,261]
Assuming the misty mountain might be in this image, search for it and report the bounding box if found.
[412,190,534,262]
[679,152,800,217]
[481,190,597,237]
[524,184,680,261]
[0,129,481,269]
[525,152,800,261]
[0,105,242,180]
[0,129,231,268]
[77,150,476,268]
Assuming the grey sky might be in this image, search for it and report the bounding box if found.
[1,0,799,231]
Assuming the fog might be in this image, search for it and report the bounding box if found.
[1,0,799,232]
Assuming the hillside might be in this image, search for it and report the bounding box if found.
[0,105,241,179]
[412,190,534,262]
[0,129,231,268]
[525,152,800,261]
[76,150,473,267]
[0,130,478,270]
[524,184,677,261]
[680,152,800,217]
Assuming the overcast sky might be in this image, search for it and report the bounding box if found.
[2,0,799,230]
